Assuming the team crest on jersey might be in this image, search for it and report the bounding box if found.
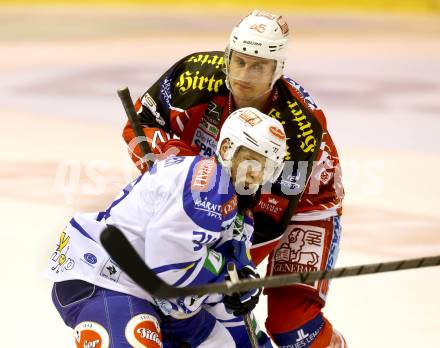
[50,230,75,274]
[125,314,162,348]
[74,321,110,348]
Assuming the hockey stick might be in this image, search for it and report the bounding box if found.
[118,87,154,168]
[100,225,440,299]
[227,263,259,348]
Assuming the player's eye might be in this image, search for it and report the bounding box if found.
[236,59,245,67]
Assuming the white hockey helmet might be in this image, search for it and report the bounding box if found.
[217,107,286,183]
[225,10,290,88]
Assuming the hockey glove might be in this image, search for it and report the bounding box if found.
[223,265,262,316]
[231,238,252,267]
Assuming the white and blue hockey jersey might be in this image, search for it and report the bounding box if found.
[44,155,254,319]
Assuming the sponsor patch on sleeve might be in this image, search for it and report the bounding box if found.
[184,157,236,231]
[190,157,217,192]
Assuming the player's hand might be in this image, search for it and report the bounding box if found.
[231,239,252,268]
[326,329,347,348]
[223,265,262,316]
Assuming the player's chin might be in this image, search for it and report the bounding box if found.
[233,80,252,89]
[233,84,270,101]
[234,181,259,195]
[236,190,261,211]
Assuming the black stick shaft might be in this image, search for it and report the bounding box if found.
[118,87,154,168]
[100,226,440,299]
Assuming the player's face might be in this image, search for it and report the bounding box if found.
[230,146,266,195]
[228,51,276,101]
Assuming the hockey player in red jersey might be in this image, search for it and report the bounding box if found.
[123,10,346,347]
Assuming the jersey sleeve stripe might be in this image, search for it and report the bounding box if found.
[69,218,95,241]
[151,259,199,274]
[173,262,199,287]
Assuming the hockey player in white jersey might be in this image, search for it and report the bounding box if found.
[45,107,286,347]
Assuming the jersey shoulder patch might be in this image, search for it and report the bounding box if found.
[170,51,228,110]
[183,156,237,232]
[282,76,319,110]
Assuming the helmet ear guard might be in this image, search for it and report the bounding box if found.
[218,137,234,162]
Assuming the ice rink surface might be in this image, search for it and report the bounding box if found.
[0,7,439,347]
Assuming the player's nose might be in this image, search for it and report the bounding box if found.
[246,171,263,186]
